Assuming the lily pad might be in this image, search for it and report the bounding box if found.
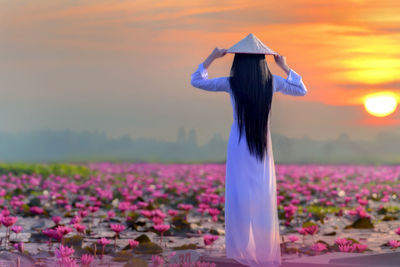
[344,218,374,229]
[172,243,199,250]
[133,242,163,254]
[302,221,318,228]
[113,250,134,262]
[135,234,151,244]
[171,216,191,231]
[382,215,398,221]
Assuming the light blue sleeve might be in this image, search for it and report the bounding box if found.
[190,63,230,93]
[273,69,307,96]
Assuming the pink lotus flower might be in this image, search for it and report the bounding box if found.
[335,238,352,246]
[81,254,94,265]
[344,196,352,204]
[353,243,368,252]
[89,206,99,213]
[338,244,357,252]
[388,240,400,249]
[152,209,167,219]
[290,198,300,205]
[395,227,400,235]
[69,216,81,225]
[107,210,116,219]
[97,237,111,246]
[52,216,62,225]
[277,195,285,205]
[154,224,170,233]
[311,242,327,252]
[74,224,86,233]
[178,203,193,211]
[11,225,23,234]
[98,237,110,259]
[1,209,10,216]
[1,216,17,227]
[297,228,307,235]
[43,228,56,238]
[56,226,73,236]
[129,239,139,249]
[304,225,319,235]
[78,210,89,218]
[110,223,125,234]
[55,244,75,258]
[207,208,220,222]
[358,199,368,206]
[168,209,179,216]
[30,206,44,215]
[203,234,219,246]
[137,201,149,208]
[197,204,210,215]
[13,242,24,253]
[154,224,170,245]
[207,208,220,216]
[287,235,299,243]
[152,216,164,225]
[347,206,371,219]
[43,228,63,241]
[118,202,131,212]
[140,210,153,218]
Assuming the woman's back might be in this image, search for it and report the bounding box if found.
[190,62,308,123]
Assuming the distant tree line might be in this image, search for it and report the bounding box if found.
[0,128,399,164]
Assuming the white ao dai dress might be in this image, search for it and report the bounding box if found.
[191,63,307,267]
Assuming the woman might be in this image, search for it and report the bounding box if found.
[190,37,307,267]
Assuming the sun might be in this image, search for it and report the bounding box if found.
[363,92,398,117]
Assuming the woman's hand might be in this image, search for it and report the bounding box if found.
[203,47,227,69]
[274,54,291,75]
[211,47,227,59]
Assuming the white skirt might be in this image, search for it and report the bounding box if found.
[224,119,281,267]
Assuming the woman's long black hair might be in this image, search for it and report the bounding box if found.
[229,53,273,162]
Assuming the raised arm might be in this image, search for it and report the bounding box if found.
[273,55,307,96]
[190,48,230,93]
[190,63,230,92]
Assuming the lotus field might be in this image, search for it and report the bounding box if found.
[0,163,400,266]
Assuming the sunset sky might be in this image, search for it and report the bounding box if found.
[1,0,400,144]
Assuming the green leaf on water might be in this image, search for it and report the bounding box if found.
[382,215,398,221]
[344,218,374,229]
[302,221,318,228]
[135,234,151,244]
[171,216,191,230]
[172,243,198,250]
[133,242,163,255]
[113,250,134,262]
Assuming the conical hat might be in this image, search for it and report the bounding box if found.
[227,33,277,55]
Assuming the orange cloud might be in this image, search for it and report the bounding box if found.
[2,0,400,109]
